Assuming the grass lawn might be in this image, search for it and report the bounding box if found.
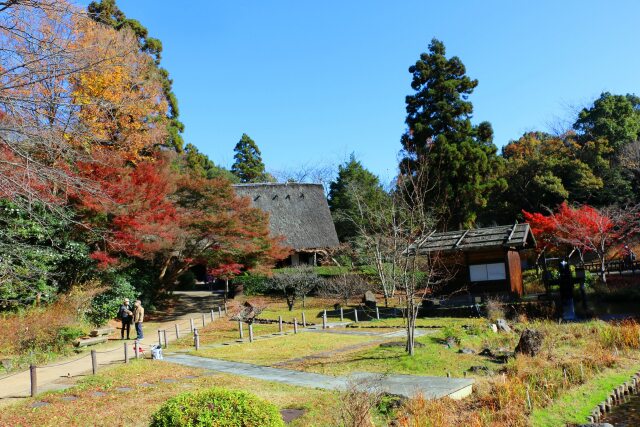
[190,331,380,365]
[0,360,343,427]
[531,365,640,427]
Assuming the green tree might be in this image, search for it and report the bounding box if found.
[87,0,185,151]
[183,143,238,182]
[573,92,640,205]
[328,154,388,241]
[231,133,270,183]
[480,132,602,224]
[399,39,505,229]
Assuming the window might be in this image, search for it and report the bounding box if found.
[469,263,506,282]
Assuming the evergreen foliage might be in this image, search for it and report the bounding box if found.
[328,154,389,241]
[399,39,505,229]
[231,133,270,183]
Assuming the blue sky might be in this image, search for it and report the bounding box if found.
[83,1,640,183]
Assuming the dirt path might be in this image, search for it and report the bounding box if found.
[0,291,223,405]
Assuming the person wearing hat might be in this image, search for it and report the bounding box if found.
[118,298,133,340]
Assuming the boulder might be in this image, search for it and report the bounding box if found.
[514,328,544,357]
[496,319,512,333]
[468,365,489,374]
[362,291,377,308]
[490,323,498,333]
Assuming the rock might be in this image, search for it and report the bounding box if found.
[490,323,498,333]
[468,365,489,373]
[458,348,475,355]
[445,337,457,348]
[479,348,493,357]
[496,319,512,333]
[514,328,544,357]
[362,291,377,308]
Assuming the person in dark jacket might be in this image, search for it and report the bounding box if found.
[118,298,133,340]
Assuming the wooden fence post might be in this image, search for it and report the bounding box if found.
[91,349,97,375]
[278,316,283,333]
[218,306,222,318]
[210,309,215,322]
[163,330,168,349]
[302,312,307,327]
[238,321,244,339]
[376,306,380,320]
[175,323,180,340]
[248,323,254,343]
[322,310,327,329]
[124,342,129,363]
[194,328,200,350]
[30,365,37,397]
[202,314,206,327]
[134,340,139,359]
[354,308,358,323]
[157,330,162,347]
[293,318,298,334]
[224,303,228,315]
[340,307,344,322]
[190,318,194,332]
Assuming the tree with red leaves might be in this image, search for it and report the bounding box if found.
[524,202,637,283]
[210,262,243,303]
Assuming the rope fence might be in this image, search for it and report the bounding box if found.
[0,304,231,398]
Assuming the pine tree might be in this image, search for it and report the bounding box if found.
[231,134,269,183]
[87,0,185,151]
[328,154,388,241]
[399,39,505,229]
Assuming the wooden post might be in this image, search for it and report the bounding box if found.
[238,321,244,339]
[134,340,139,359]
[354,308,358,323]
[278,316,283,333]
[322,310,327,329]
[30,365,37,397]
[224,303,228,315]
[302,312,307,327]
[248,323,254,342]
[218,306,222,318]
[124,342,129,363]
[340,307,344,322]
[376,306,380,320]
[175,323,180,340]
[202,314,206,327]
[190,318,194,332]
[91,349,97,375]
[293,318,298,334]
[210,309,215,322]
[194,328,200,350]
[163,330,168,349]
[157,330,162,347]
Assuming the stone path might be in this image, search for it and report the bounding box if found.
[165,354,474,399]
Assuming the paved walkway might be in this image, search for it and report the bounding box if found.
[165,354,474,399]
[0,291,223,404]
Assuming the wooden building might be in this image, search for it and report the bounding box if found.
[413,224,536,297]
[233,183,340,266]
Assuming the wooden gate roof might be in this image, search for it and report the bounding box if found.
[412,223,536,254]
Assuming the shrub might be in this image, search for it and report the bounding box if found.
[236,274,270,296]
[441,325,464,345]
[599,319,640,350]
[87,276,136,326]
[150,387,284,427]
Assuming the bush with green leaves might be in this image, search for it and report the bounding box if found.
[235,273,270,296]
[86,275,136,326]
[150,387,284,427]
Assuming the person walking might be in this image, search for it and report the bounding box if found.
[133,300,145,340]
[118,298,133,340]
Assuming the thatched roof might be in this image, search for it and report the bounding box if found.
[412,223,536,254]
[233,183,339,251]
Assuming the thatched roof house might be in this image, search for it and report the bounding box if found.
[412,224,536,297]
[233,183,339,265]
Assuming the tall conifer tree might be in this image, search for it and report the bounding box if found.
[399,39,505,229]
[231,134,269,183]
